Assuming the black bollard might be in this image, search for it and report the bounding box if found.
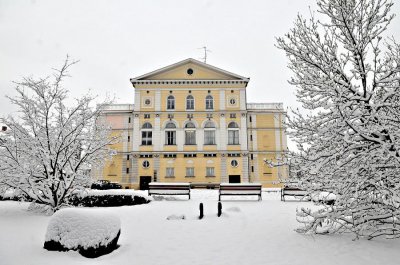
[218,202,222,217]
[199,203,204,219]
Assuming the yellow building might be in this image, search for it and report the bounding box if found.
[94,58,288,189]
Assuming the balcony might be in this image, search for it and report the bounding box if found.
[100,104,134,111]
[246,103,283,110]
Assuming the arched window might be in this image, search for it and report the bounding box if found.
[186,95,195,110]
[184,122,196,145]
[204,121,216,145]
[165,122,176,145]
[167,95,175,110]
[228,122,239,145]
[141,122,152,145]
[205,95,214,110]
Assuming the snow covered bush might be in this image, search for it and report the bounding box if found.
[277,0,400,239]
[44,208,121,258]
[68,189,152,207]
[0,57,118,213]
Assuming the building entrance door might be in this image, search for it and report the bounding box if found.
[139,176,152,190]
[229,175,241,183]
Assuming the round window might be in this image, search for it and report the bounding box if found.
[187,68,194,75]
[144,99,151,105]
[231,159,239,167]
[229,98,236,105]
[142,160,150,168]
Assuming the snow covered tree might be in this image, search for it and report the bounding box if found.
[0,57,117,212]
[277,0,400,239]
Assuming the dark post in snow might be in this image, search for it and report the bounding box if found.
[199,203,204,219]
[218,202,222,217]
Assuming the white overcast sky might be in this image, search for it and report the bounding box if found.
[1,0,400,115]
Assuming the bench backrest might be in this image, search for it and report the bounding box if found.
[220,183,261,189]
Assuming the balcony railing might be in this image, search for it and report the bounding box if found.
[100,104,134,111]
[247,103,283,110]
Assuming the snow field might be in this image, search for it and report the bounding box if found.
[0,190,399,265]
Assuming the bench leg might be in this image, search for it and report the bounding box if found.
[218,194,221,201]
[259,194,262,201]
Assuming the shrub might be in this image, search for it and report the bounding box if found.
[44,208,121,258]
[68,190,151,207]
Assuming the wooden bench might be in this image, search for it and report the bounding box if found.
[190,183,220,189]
[218,183,262,201]
[148,182,191,200]
[280,186,309,201]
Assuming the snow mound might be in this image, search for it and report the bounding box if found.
[76,189,152,200]
[166,214,186,220]
[226,206,241,212]
[44,208,121,258]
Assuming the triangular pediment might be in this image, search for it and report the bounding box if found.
[131,58,249,81]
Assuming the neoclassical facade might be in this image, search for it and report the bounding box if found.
[94,58,288,189]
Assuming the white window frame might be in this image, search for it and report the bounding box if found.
[166,167,174,177]
[186,167,195,177]
[205,95,214,110]
[228,122,240,145]
[167,95,175,110]
[204,121,216,145]
[184,122,196,145]
[141,122,153,146]
[186,95,195,110]
[165,122,176,145]
[206,167,215,177]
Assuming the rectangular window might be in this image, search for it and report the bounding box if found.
[230,113,236,118]
[251,166,254,172]
[144,114,150,119]
[228,130,239,145]
[186,167,195,177]
[250,135,253,141]
[186,99,194,110]
[127,155,130,160]
[166,131,176,145]
[164,154,177,158]
[166,167,174,177]
[128,117,131,123]
[142,131,152,145]
[251,154,254,160]
[126,168,130,174]
[249,116,252,123]
[206,100,213,110]
[183,153,197,158]
[139,154,153,158]
[204,153,217,157]
[228,153,241,157]
[206,167,215,177]
[128,135,130,142]
[204,130,215,145]
[185,131,196,145]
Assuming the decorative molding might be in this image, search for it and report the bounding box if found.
[131,80,248,85]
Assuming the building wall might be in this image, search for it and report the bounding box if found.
[96,60,287,188]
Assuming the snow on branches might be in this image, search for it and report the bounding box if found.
[0,57,118,212]
[277,0,400,239]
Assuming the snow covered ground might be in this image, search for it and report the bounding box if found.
[1,190,399,265]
